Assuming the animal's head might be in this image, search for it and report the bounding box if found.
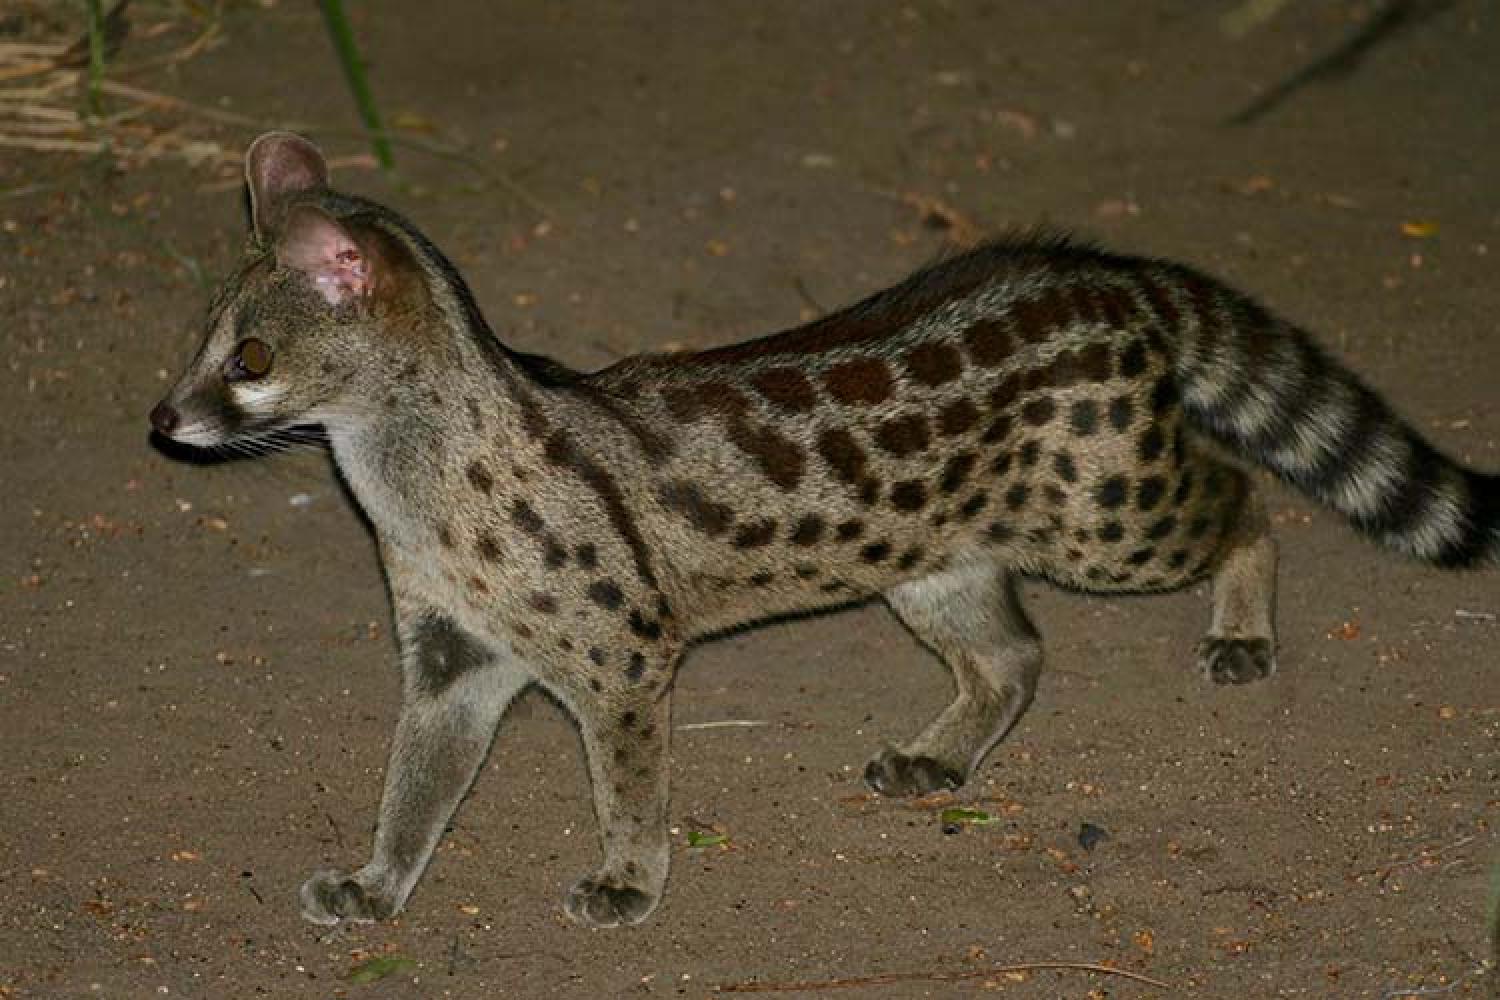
[150,132,428,449]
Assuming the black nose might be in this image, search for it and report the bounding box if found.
[150,401,180,435]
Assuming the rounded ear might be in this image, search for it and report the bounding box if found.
[245,132,329,239]
[280,205,371,307]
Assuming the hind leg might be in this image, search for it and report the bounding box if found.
[866,564,1042,797]
[1196,490,1279,684]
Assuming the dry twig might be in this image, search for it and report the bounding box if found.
[714,960,1171,993]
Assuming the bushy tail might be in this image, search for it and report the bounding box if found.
[1153,265,1498,569]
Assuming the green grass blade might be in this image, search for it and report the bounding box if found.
[316,0,394,171]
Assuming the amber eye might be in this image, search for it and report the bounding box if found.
[226,338,273,381]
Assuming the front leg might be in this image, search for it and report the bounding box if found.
[301,612,527,925]
[555,668,675,929]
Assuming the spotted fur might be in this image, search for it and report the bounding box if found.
[152,133,1496,931]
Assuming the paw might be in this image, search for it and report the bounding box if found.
[1196,637,1276,685]
[563,872,657,928]
[299,868,395,926]
[863,749,964,797]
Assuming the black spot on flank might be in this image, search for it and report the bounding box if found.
[575,543,599,568]
[959,491,989,520]
[890,480,928,511]
[1021,396,1056,427]
[1204,470,1224,499]
[940,453,976,494]
[1189,516,1212,538]
[1044,483,1067,505]
[795,564,820,579]
[860,542,891,564]
[982,413,1014,445]
[588,580,624,609]
[544,426,660,590]
[791,515,825,546]
[465,396,483,432]
[475,534,502,562]
[1019,440,1041,467]
[621,710,637,729]
[1097,475,1129,509]
[938,397,981,436]
[657,480,734,537]
[1174,469,1195,504]
[987,522,1014,542]
[1137,476,1167,510]
[836,519,865,541]
[898,547,924,570]
[1108,396,1134,432]
[589,677,603,692]
[589,647,607,665]
[626,653,646,683]
[1150,376,1179,415]
[1004,482,1030,510]
[529,593,559,613]
[1070,399,1099,436]
[1138,425,1166,463]
[733,519,778,548]
[749,571,775,587]
[410,615,491,695]
[1147,515,1178,540]
[993,452,1014,477]
[437,524,455,548]
[1053,452,1078,483]
[512,498,545,535]
[543,540,569,568]
[1169,549,1190,569]
[858,478,882,506]
[1098,520,1124,542]
[1118,339,1149,378]
[466,461,494,494]
[1127,547,1156,566]
[628,610,663,640]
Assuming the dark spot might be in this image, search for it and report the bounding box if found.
[790,515,825,546]
[475,533,503,562]
[1118,339,1149,378]
[836,519,864,541]
[938,397,981,436]
[1204,470,1224,499]
[890,480,928,511]
[589,647,607,666]
[575,543,599,569]
[1044,483,1067,505]
[727,419,806,491]
[860,541,891,563]
[988,375,1021,412]
[1150,376,1179,415]
[1098,521,1125,542]
[588,579,625,610]
[940,452,976,494]
[1189,516,1212,538]
[1173,469,1195,504]
[589,677,603,692]
[993,452,1013,476]
[468,575,489,595]
[512,499,545,535]
[409,615,490,695]
[1138,426,1166,463]
[1053,452,1078,483]
[657,480,734,537]
[1108,396,1134,432]
[542,425,661,589]
[621,711,637,729]
[987,522,1014,542]
[1021,396,1056,427]
[543,539,568,568]
[898,547,924,570]
[1169,549,1190,569]
[874,413,931,457]
[437,524,455,549]
[904,342,964,386]
[1137,274,1181,327]
[1127,547,1156,566]
[817,428,867,485]
[749,367,818,412]
[1009,289,1073,344]
[959,491,989,520]
[1147,515,1178,540]
[858,478,882,506]
[1004,482,1030,510]
[511,622,533,639]
[824,358,894,405]
[794,564,820,579]
[982,414,1014,444]
[529,593,558,614]
[662,381,746,422]
[466,461,493,494]
[628,610,663,640]
[963,318,1014,366]
[1069,399,1099,436]
[626,653,646,683]
[733,519,778,548]
[748,571,775,587]
[1137,476,1167,511]
[1019,440,1041,467]
[1051,342,1113,387]
[1097,475,1129,509]
[465,396,484,432]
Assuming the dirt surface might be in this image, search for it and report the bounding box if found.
[3,2,1499,997]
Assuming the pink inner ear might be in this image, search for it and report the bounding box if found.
[281,208,371,306]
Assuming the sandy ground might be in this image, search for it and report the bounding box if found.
[2,2,1498,997]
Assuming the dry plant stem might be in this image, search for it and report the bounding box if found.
[714,961,1172,993]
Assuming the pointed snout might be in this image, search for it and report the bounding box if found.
[149,400,181,436]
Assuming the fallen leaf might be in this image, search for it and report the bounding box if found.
[686,830,727,848]
[346,955,417,984]
[1401,221,1438,238]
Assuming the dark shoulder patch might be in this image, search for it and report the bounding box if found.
[409,615,492,694]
